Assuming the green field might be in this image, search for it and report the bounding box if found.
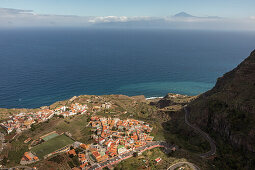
[42,132,59,141]
[31,134,74,159]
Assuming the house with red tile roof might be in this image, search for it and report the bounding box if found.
[67,149,76,156]
[92,151,101,162]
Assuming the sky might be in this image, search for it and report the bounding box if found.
[0,0,255,30]
[0,0,255,17]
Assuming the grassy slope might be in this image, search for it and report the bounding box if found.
[31,134,74,159]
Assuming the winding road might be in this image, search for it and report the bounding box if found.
[166,106,216,170]
[7,166,33,170]
[167,161,200,170]
[184,106,216,158]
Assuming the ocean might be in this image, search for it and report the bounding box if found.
[0,28,255,108]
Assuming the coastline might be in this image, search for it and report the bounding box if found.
[0,93,195,122]
[1,94,166,110]
[0,92,196,110]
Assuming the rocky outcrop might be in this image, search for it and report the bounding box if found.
[189,49,255,153]
[151,93,196,109]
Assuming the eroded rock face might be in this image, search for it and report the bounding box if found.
[189,49,255,153]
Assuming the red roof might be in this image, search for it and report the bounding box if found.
[80,162,88,168]
[24,152,32,161]
[92,151,101,159]
[68,149,76,155]
[155,157,161,163]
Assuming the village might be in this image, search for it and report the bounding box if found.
[69,116,155,169]
[19,116,166,170]
[0,97,176,170]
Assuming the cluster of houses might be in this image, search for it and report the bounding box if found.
[0,103,88,134]
[65,117,154,169]
[91,102,112,112]
[20,152,39,165]
[0,109,54,134]
[54,103,88,118]
[67,143,90,169]
[88,116,154,162]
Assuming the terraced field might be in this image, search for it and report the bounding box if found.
[31,134,74,159]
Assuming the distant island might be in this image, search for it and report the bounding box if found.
[174,12,195,18]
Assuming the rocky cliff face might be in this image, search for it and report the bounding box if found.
[189,49,255,153]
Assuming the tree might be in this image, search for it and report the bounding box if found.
[30,124,36,131]
[1,156,7,166]
[75,148,80,154]
[67,161,75,168]
[72,156,80,166]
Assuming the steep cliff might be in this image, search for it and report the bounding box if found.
[189,49,255,153]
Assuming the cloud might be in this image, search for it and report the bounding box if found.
[0,8,93,27]
[165,16,221,23]
[88,16,153,23]
[0,8,34,15]
[0,8,154,27]
[0,8,254,31]
[250,16,255,20]
[89,16,128,23]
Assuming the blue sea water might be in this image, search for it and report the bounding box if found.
[0,28,255,108]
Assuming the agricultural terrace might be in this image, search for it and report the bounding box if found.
[41,131,59,141]
[31,134,74,159]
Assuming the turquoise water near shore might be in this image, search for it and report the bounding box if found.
[0,28,255,108]
[118,81,214,97]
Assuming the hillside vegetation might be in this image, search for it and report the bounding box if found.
[188,50,255,169]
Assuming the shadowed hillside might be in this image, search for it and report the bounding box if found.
[188,49,255,152]
[187,49,255,169]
